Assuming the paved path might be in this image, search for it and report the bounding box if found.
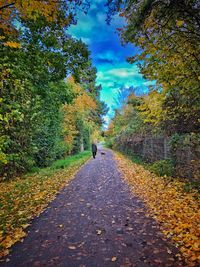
[2,149,185,267]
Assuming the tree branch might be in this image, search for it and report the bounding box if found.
[0,2,15,11]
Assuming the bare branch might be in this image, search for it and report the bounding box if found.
[0,2,15,11]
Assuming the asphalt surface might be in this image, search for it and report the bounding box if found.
[1,149,185,267]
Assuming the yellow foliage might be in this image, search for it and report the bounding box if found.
[75,92,97,112]
[0,0,67,38]
[176,20,184,27]
[91,129,101,143]
[67,76,82,95]
[139,90,165,125]
[3,41,21,48]
[106,122,115,136]
[0,156,90,258]
[62,77,97,152]
[0,152,7,164]
[115,152,200,265]
[62,104,78,152]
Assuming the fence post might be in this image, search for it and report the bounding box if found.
[164,138,167,159]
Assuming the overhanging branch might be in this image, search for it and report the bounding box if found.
[0,2,15,11]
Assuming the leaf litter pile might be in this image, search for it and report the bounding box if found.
[0,153,90,259]
[115,152,200,266]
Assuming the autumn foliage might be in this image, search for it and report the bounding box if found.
[115,152,200,265]
[62,77,98,153]
[0,152,91,258]
[0,0,87,43]
[0,1,106,177]
[106,0,200,134]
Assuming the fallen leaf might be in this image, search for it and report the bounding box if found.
[115,152,200,265]
[167,248,172,254]
[96,230,102,235]
[21,224,30,229]
[68,245,76,250]
[111,256,117,262]
[77,242,85,247]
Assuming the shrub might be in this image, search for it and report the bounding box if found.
[104,138,114,148]
[149,159,174,177]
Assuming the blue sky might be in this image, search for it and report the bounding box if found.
[68,0,152,125]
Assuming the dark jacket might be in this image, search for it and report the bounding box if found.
[91,143,97,152]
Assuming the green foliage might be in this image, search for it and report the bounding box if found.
[104,137,114,149]
[127,154,144,165]
[50,151,91,170]
[107,0,200,134]
[0,8,107,178]
[149,160,174,177]
[106,1,199,182]
[170,133,200,149]
[27,151,91,176]
[106,89,147,148]
[183,181,200,194]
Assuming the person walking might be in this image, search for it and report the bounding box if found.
[91,143,97,159]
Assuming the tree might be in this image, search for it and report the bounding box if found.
[0,2,108,177]
[62,77,98,154]
[106,89,146,148]
[0,0,90,44]
[106,0,200,133]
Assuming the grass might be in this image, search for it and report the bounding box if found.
[0,151,91,258]
[26,150,91,175]
[50,151,91,170]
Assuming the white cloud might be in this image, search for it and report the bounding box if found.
[68,1,152,126]
[107,66,141,78]
[97,64,144,89]
[81,37,91,44]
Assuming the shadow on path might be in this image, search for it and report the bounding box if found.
[1,149,185,267]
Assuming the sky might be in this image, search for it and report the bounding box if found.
[68,0,152,125]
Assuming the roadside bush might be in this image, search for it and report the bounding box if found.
[104,138,114,148]
[149,159,174,177]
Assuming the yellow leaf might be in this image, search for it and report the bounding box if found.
[176,20,184,27]
[21,224,30,229]
[2,235,13,248]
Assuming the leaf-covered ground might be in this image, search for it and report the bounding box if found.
[0,151,91,258]
[115,152,200,266]
[1,149,186,266]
